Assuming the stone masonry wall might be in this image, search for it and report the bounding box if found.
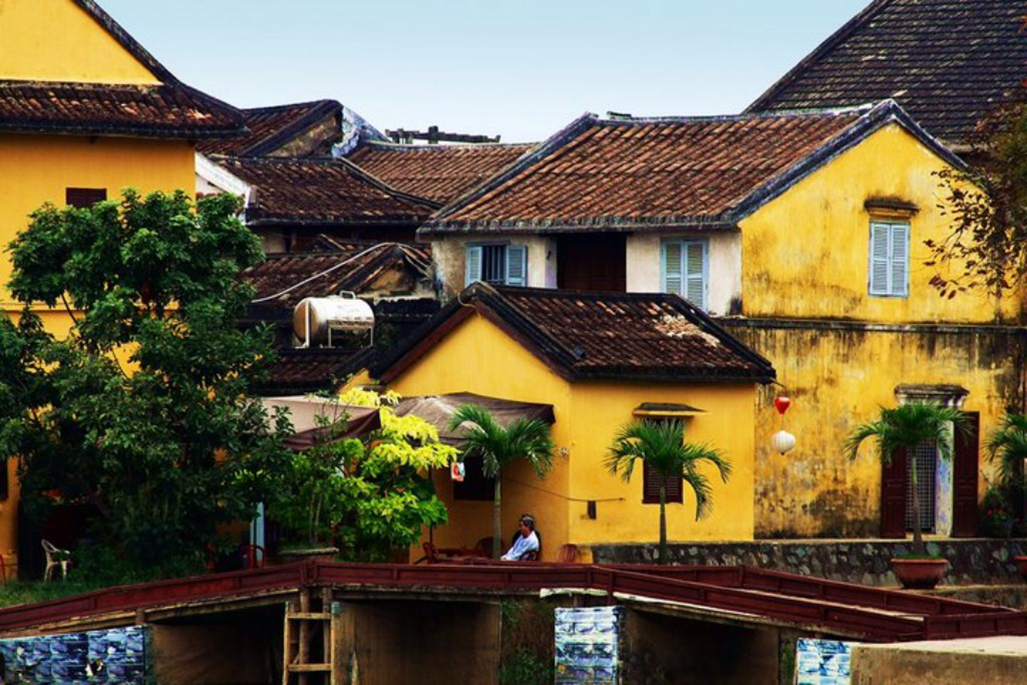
[591,539,1027,587]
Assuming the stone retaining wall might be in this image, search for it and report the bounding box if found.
[590,539,1027,587]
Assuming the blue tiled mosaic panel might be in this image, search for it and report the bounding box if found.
[555,606,623,685]
[0,625,147,684]
[795,638,852,685]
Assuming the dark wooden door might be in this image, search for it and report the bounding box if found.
[881,447,907,538]
[952,411,980,537]
[557,234,626,292]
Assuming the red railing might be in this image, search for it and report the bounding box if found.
[0,561,1022,643]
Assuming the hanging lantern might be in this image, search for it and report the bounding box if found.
[774,395,792,415]
[772,430,797,455]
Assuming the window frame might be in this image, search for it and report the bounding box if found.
[642,462,683,505]
[465,241,528,287]
[660,238,709,311]
[868,220,910,299]
[65,188,107,209]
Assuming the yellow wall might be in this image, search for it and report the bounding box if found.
[0,133,196,568]
[740,123,1022,324]
[382,313,757,559]
[0,0,159,84]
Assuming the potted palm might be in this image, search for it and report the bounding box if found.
[449,405,555,560]
[987,412,1027,580]
[846,401,969,589]
[606,419,731,566]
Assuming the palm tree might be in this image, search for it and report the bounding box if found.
[987,411,1027,493]
[846,401,968,556]
[448,404,555,559]
[605,420,731,565]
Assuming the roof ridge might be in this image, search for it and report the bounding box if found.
[241,99,342,115]
[745,0,895,113]
[599,104,877,125]
[241,100,342,157]
[361,141,538,152]
[73,0,179,84]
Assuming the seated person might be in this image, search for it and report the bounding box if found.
[501,514,540,561]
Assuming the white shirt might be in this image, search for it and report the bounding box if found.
[501,531,539,561]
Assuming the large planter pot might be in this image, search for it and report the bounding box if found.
[276,546,339,564]
[1013,556,1027,582]
[891,558,949,589]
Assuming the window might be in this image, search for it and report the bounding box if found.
[869,221,909,297]
[66,188,107,209]
[643,462,682,504]
[466,243,527,287]
[662,239,707,310]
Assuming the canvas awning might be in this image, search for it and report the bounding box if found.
[394,392,555,445]
[262,396,381,451]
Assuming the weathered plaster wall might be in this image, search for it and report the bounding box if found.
[851,638,1027,685]
[720,321,1025,539]
[429,234,557,296]
[626,231,742,314]
[739,123,1023,324]
[0,0,160,85]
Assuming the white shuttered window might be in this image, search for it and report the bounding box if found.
[869,222,910,297]
[662,239,708,311]
[465,243,528,287]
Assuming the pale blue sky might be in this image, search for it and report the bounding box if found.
[101,0,869,143]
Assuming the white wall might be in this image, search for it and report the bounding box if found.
[431,234,558,295]
[626,231,742,315]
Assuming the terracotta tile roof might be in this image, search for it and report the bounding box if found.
[373,283,776,383]
[244,242,432,309]
[0,2,244,139]
[747,0,1027,145]
[345,142,536,204]
[211,156,438,228]
[422,102,964,235]
[197,100,341,156]
[261,348,364,396]
[0,80,244,138]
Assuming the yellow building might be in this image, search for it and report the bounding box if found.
[357,283,775,560]
[419,101,1024,542]
[0,0,244,569]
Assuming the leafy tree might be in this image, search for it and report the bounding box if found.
[606,420,730,565]
[928,98,1027,297]
[0,190,293,573]
[846,402,968,556]
[987,412,1027,494]
[269,390,457,561]
[448,405,554,560]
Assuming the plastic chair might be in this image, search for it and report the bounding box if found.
[42,539,71,581]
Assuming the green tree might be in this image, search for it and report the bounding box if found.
[846,401,968,556]
[928,98,1027,296]
[987,412,1027,495]
[0,190,292,573]
[606,420,730,565]
[448,405,554,560]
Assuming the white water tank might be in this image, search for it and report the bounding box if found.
[293,295,375,346]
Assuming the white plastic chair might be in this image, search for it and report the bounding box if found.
[42,539,71,581]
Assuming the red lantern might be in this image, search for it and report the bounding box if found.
[774,395,792,415]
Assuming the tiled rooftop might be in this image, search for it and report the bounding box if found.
[0,81,243,139]
[197,100,341,156]
[375,284,776,383]
[212,156,437,227]
[243,242,432,309]
[423,105,922,234]
[345,142,536,204]
[747,0,1027,145]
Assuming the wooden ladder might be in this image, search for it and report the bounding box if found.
[283,588,348,685]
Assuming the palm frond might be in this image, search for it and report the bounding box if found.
[987,411,1027,490]
[448,404,554,479]
[847,401,970,464]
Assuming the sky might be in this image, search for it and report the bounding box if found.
[100,0,870,143]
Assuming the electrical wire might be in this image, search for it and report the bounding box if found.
[251,242,398,304]
[503,475,624,503]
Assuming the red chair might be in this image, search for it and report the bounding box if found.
[241,544,265,569]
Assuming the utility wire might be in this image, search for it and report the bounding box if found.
[251,242,398,304]
[504,475,624,503]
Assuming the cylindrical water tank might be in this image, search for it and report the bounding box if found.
[293,296,375,345]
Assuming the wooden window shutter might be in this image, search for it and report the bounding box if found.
[662,241,683,296]
[880,447,907,538]
[642,462,683,504]
[66,188,107,209]
[465,245,483,286]
[505,245,527,287]
[952,412,980,537]
[890,223,909,297]
[685,242,707,310]
[869,222,891,296]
